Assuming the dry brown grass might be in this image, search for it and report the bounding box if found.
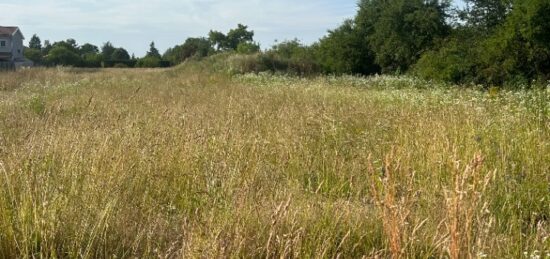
[0,66,548,258]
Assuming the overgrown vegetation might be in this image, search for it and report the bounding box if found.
[22,0,550,86]
[0,63,548,257]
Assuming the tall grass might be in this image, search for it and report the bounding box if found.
[0,66,548,258]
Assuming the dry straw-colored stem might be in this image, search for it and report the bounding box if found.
[446,153,494,259]
[368,150,416,259]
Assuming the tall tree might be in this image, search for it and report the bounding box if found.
[357,0,451,73]
[225,24,254,50]
[52,39,78,53]
[111,48,130,61]
[45,46,82,66]
[208,30,227,51]
[208,24,255,51]
[461,0,512,31]
[42,40,52,55]
[101,42,116,62]
[477,0,550,84]
[146,42,161,58]
[28,34,42,50]
[317,20,379,75]
[79,43,99,55]
[163,37,212,65]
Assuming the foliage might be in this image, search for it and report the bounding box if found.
[356,0,451,73]
[208,30,226,51]
[146,42,161,59]
[79,43,99,55]
[412,28,479,84]
[28,34,42,50]
[42,40,52,56]
[225,24,254,50]
[111,48,131,61]
[24,48,43,64]
[236,42,260,54]
[163,37,212,65]
[82,53,103,68]
[101,42,116,62]
[460,0,512,32]
[414,0,550,86]
[136,56,162,68]
[316,20,379,75]
[113,63,129,68]
[209,24,255,51]
[52,39,79,53]
[18,1,550,85]
[201,44,320,76]
[476,0,550,85]
[44,46,81,66]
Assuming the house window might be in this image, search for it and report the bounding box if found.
[18,49,21,53]
[0,41,5,47]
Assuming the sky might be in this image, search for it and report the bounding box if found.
[0,0,465,56]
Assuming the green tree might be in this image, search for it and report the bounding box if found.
[42,40,52,55]
[101,42,116,62]
[146,42,161,59]
[461,0,512,32]
[266,39,320,75]
[111,48,130,61]
[236,42,260,54]
[208,24,255,51]
[24,48,43,64]
[79,43,99,55]
[477,0,550,85]
[208,30,227,51]
[225,24,254,50]
[52,39,79,53]
[45,46,82,66]
[270,39,302,58]
[82,53,103,67]
[28,34,42,50]
[316,20,379,75]
[136,56,162,68]
[413,28,480,83]
[163,37,212,65]
[357,0,450,73]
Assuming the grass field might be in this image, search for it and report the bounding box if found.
[0,65,548,258]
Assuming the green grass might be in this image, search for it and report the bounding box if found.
[0,66,548,258]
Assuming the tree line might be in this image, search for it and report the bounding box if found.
[24,24,258,69]
[24,37,168,68]
[24,0,550,86]
[304,0,549,86]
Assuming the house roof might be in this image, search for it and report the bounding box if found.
[0,26,20,37]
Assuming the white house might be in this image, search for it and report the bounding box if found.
[0,26,33,68]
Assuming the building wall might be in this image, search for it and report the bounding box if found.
[11,31,24,61]
[0,36,12,54]
[0,30,24,61]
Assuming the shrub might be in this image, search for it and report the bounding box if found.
[113,63,129,68]
[136,56,162,68]
[236,42,260,54]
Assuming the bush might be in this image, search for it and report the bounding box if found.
[82,53,103,68]
[236,42,260,54]
[113,63,129,68]
[136,56,162,68]
[24,48,43,64]
[412,33,479,84]
[44,46,82,67]
[224,53,319,76]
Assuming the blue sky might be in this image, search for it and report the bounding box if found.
[0,0,464,56]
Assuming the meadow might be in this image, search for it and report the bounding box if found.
[0,64,548,258]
